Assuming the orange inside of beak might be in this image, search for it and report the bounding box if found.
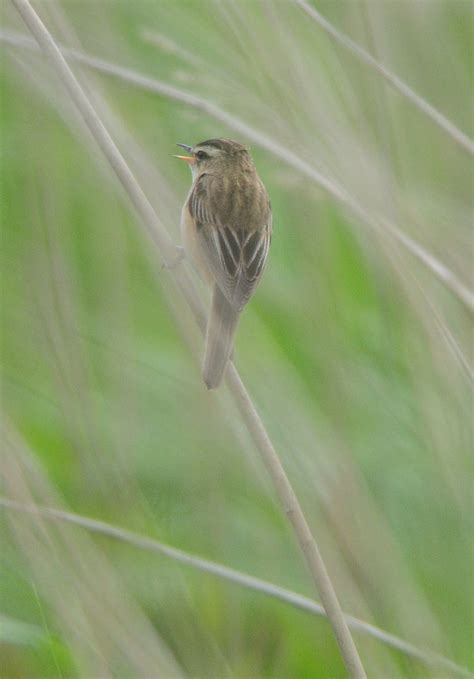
[174,154,196,164]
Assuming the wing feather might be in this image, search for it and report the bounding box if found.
[188,173,271,311]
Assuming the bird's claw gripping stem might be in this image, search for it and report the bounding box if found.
[163,245,185,270]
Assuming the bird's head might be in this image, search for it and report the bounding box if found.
[175,139,252,179]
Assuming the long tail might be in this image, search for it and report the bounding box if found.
[202,285,240,389]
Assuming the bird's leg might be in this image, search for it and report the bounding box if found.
[162,245,185,270]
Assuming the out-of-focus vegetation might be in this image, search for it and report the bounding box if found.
[1,1,472,677]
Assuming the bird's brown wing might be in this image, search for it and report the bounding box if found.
[188,173,272,312]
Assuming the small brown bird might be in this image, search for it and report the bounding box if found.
[176,139,272,389]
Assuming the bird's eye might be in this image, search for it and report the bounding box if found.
[195,150,208,160]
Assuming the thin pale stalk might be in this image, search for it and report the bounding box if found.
[293,0,474,157]
[10,1,366,676]
[1,29,472,313]
[1,498,472,679]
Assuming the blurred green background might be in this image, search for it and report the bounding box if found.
[1,1,472,677]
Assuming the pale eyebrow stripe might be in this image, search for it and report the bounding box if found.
[195,145,220,156]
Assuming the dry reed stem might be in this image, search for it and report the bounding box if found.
[293,0,474,157]
[1,497,472,679]
[11,1,366,676]
[0,432,185,676]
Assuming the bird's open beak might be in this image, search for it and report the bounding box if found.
[174,154,195,164]
[174,143,195,164]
